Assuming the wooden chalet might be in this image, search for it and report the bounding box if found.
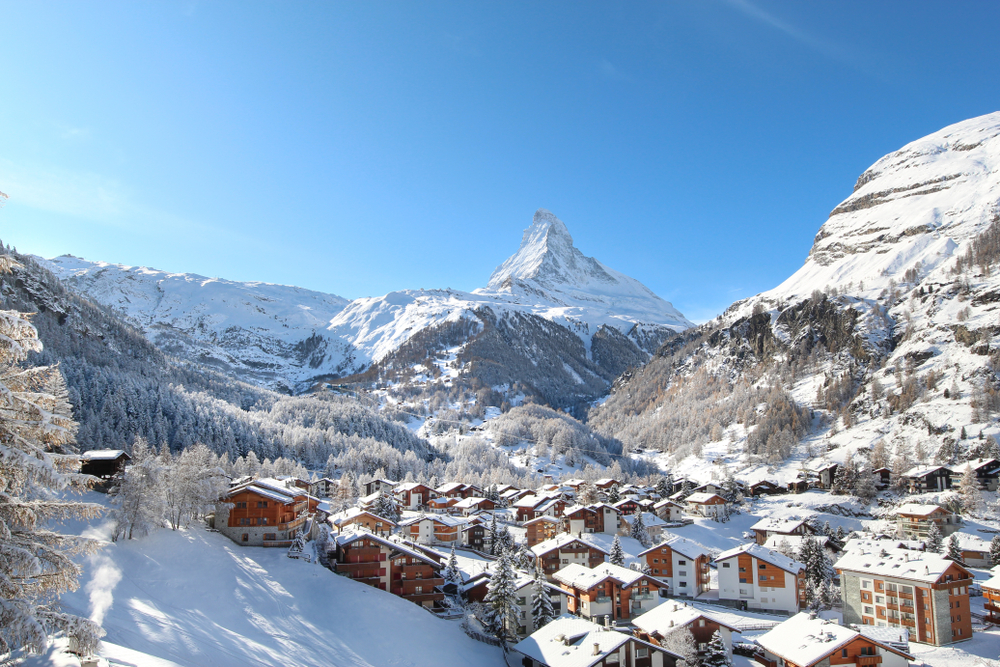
[652,499,685,523]
[633,600,740,657]
[814,463,840,490]
[363,478,397,496]
[393,482,437,510]
[330,507,396,535]
[747,480,784,497]
[983,572,1000,624]
[895,503,960,539]
[639,536,711,598]
[532,534,609,579]
[684,492,726,518]
[330,530,444,609]
[751,517,814,545]
[755,612,913,667]
[220,478,319,547]
[554,562,665,623]
[525,515,563,546]
[435,481,481,499]
[512,616,680,667]
[453,496,496,515]
[951,458,1000,491]
[397,514,466,545]
[79,449,130,480]
[902,465,953,493]
[612,498,641,516]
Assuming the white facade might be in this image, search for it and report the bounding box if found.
[716,547,803,614]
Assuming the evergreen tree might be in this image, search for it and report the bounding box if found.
[483,550,519,641]
[947,534,964,563]
[371,490,400,524]
[958,464,983,515]
[989,534,1000,567]
[660,626,699,667]
[607,485,621,504]
[630,512,651,548]
[610,535,626,567]
[655,477,669,499]
[797,537,831,606]
[489,514,499,556]
[835,525,846,544]
[443,546,462,584]
[852,463,878,502]
[926,522,944,553]
[530,570,555,631]
[701,629,732,667]
[0,254,105,658]
[832,458,858,495]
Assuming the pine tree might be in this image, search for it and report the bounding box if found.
[443,546,462,584]
[926,522,944,553]
[530,570,555,631]
[958,464,983,516]
[630,512,651,548]
[797,537,831,606]
[655,477,669,499]
[852,463,878,502]
[947,534,964,563]
[372,490,400,524]
[0,254,105,657]
[489,514,500,556]
[989,534,1000,567]
[608,485,621,504]
[701,629,732,667]
[610,535,625,567]
[660,626,699,667]
[483,550,519,641]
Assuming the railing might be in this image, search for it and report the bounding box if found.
[594,596,611,603]
[857,655,882,666]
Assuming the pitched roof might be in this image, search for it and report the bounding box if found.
[638,534,708,561]
[902,465,951,478]
[454,496,492,509]
[621,512,666,528]
[715,543,804,573]
[531,533,610,558]
[756,613,912,667]
[436,482,467,494]
[632,599,741,636]
[751,517,810,533]
[512,616,634,667]
[834,546,972,584]
[895,503,949,517]
[80,449,129,460]
[396,514,466,528]
[330,507,397,527]
[685,492,725,504]
[334,529,440,566]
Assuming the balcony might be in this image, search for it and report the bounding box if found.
[857,655,882,666]
[631,593,655,601]
[336,561,385,578]
[595,596,611,603]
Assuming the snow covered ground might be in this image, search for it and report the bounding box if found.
[44,493,505,667]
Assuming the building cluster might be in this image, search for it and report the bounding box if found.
[206,470,988,667]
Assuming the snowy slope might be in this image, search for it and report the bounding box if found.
[37,209,691,396]
[36,255,353,390]
[57,495,505,667]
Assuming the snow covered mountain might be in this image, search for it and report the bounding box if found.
[37,209,691,402]
[593,111,1000,483]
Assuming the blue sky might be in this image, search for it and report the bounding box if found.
[2,1,1000,322]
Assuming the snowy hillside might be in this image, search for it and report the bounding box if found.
[57,494,505,667]
[592,111,1000,485]
[36,255,353,391]
[38,209,692,403]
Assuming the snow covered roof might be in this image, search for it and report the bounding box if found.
[951,531,992,550]
[638,535,708,561]
[834,546,971,584]
[763,535,830,552]
[330,507,397,527]
[524,515,564,525]
[961,458,1000,472]
[80,449,128,460]
[553,563,657,591]
[751,517,810,533]
[980,572,1000,592]
[396,514,466,527]
[715,543,804,573]
[435,482,467,494]
[902,465,951,478]
[229,478,305,505]
[632,599,740,636]
[756,613,912,666]
[856,625,910,651]
[621,512,666,528]
[335,529,440,566]
[514,495,545,508]
[512,616,632,667]
[394,482,433,493]
[531,533,610,558]
[685,492,724,504]
[652,498,682,509]
[895,503,949,517]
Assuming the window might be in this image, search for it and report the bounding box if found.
[679,582,687,588]
[261,517,268,525]
[607,655,620,665]
[698,620,705,627]
[876,596,884,604]
[415,586,422,594]
[842,649,848,658]
[236,501,247,509]
[636,648,648,658]
[264,533,276,541]
[759,563,767,570]
[678,560,686,565]
[862,580,871,589]
[723,563,731,568]
[679,571,687,577]
[517,597,526,606]
[864,606,874,615]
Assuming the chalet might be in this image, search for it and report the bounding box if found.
[684,492,726,519]
[363,478,396,496]
[396,514,467,545]
[763,534,838,557]
[639,535,711,597]
[554,562,666,622]
[982,571,1000,624]
[512,616,680,667]
[902,465,953,493]
[751,517,814,546]
[652,499,685,523]
[950,458,1000,491]
[835,544,974,645]
[949,532,992,567]
[895,503,960,539]
[755,612,914,667]
[873,467,892,488]
[690,483,723,496]
[461,520,486,551]
[510,575,570,638]
[79,449,130,480]
[515,494,554,522]
[715,543,806,614]
[532,534,610,580]
[525,515,564,546]
[309,477,339,498]
[426,496,459,513]
[535,496,568,519]
[633,600,740,658]
[562,505,601,535]
[453,496,496,515]
[329,530,444,609]
[590,504,621,534]
[612,498,641,516]
[219,478,318,547]
[595,478,622,491]
[393,482,437,510]
[435,481,481,499]
[747,480,784,497]
[330,507,396,535]
[814,463,840,490]
[502,488,532,504]
[620,512,668,543]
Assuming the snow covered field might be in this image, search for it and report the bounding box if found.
[46,493,505,667]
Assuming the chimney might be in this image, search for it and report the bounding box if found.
[605,615,611,629]
[593,643,601,656]
[669,620,674,627]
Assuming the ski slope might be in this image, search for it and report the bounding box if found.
[55,494,505,667]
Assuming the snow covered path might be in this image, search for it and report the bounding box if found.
[56,497,506,667]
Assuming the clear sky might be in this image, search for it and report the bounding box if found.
[3,1,1000,322]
